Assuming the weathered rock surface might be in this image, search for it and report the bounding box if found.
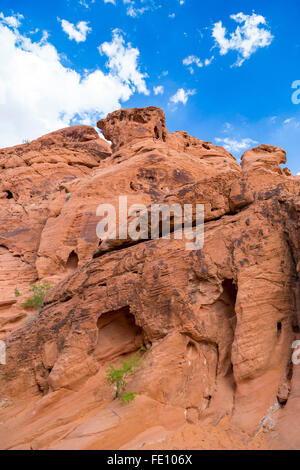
[0,107,299,450]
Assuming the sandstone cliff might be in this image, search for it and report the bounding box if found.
[0,107,299,450]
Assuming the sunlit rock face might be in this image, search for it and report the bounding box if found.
[0,107,299,450]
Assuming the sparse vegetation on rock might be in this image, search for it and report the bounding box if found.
[106,346,146,403]
[21,281,51,310]
[14,288,21,297]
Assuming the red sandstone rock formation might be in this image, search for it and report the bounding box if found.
[0,107,299,450]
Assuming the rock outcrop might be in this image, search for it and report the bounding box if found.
[0,107,299,450]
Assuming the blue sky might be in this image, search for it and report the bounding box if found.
[0,0,300,173]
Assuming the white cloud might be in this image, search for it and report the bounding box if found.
[222,122,233,132]
[159,70,168,78]
[59,18,91,43]
[283,117,300,128]
[0,16,149,147]
[153,85,164,95]
[79,0,96,7]
[212,12,273,66]
[103,0,163,17]
[99,29,149,95]
[296,172,300,176]
[169,13,176,19]
[183,54,214,74]
[0,12,23,28]
[126,5,149,17]
[215,137,258,153]
[204,56,214,66]
[183,55,203,68]
[104,0,150,17]
[170,88,196,105]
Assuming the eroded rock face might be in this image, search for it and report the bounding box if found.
[241,144,287,174]
[97,106,168,152]
[0,107,299,450]
[0,125,111,337]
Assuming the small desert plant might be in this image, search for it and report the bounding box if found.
[21,281,51,310]
[14,287,21,297]
[120,391,136,403]
[22,139,30,144]
[106,346,146,403]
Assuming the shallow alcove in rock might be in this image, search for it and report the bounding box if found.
[186,340,198,361]
[94,307,144,362]
[66,250,79,272]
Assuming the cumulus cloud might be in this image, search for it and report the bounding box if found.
[59,18,92,43]
[153,85,164,95]
[215,137,258,153]
[212,12,273,66]
[170,88,196,105]
[0,15,149,147]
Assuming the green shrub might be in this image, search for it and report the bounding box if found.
[21,281,51,310]
[14,287,21,297]
[106,346,146,403]
[121,391,136,403]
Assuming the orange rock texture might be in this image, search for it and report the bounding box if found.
[0,107,299,450]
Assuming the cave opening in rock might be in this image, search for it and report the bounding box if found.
[5,190,13,199]
[222,279,237,308]
[221,279,237,379]
[154,126,160,139]
[95,306,144,362]
[66,250,79,271]
[292,324,300,333]
[277,321,282,338]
